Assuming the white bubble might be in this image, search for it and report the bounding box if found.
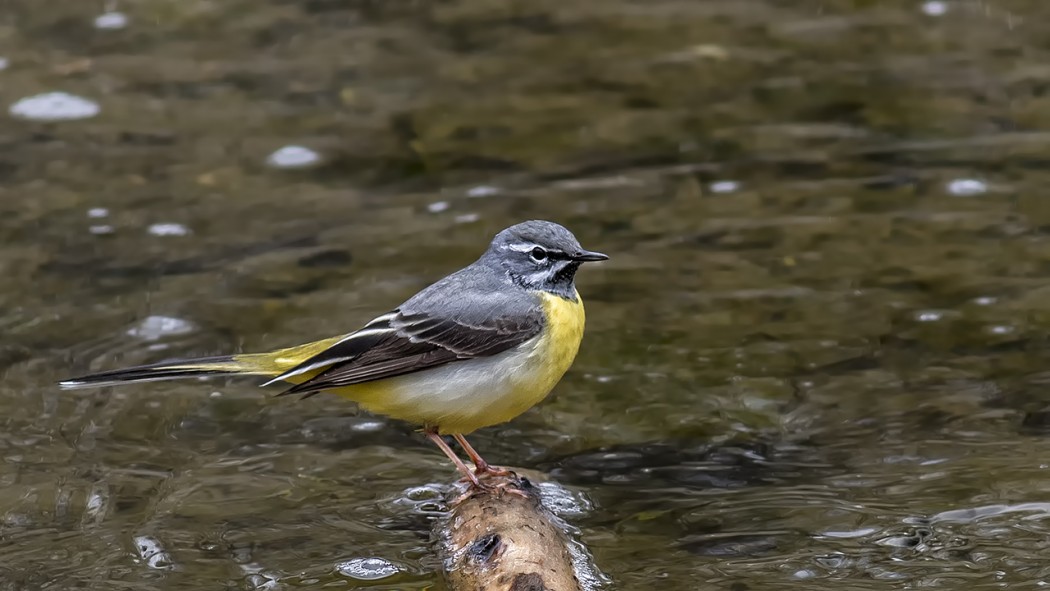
[336,557,399,580]
[350,420,386,432]
[401,483,445,501]
[0,58,9,71]
[266,145,320,169]
[947,178,987,196]
[89,224,115,235]
[84,485,109,524]
[921,1,949,16]
[9,92,100,121]
[455,213,480,224]
[127,315,195,340]
[243,573,278,590]
[147,222,190,237]
[988,325,1015,335]
[915,310,943,322]
[973,296,997,306]
[85,492,106,515]
[427,201,449,213]
[94,11,128,30]
[709,180,740,194]
[466,185,500,198]
[87,207,109,218]
[133,535,176,570]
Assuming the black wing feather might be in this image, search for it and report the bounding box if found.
[278,307,542,397]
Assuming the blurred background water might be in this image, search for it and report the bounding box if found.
[3,0,1050,589]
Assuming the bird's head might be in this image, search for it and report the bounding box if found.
[484,220,607,298]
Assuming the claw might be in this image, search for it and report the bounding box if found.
[476,465,515,478]
[453,472,529,502]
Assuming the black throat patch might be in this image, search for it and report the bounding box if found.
[546,261,580,301]
[508,261,580,301]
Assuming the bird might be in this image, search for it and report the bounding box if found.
[60,220,607,489]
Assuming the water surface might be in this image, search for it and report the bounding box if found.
[2,1,1050,589]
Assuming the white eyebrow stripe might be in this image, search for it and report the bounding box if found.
[506,242,571,258]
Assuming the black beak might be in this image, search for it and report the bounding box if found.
[572,249,609,262]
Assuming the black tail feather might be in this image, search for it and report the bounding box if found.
[59,355,238,389]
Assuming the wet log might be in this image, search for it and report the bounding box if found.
[437,472,586,591]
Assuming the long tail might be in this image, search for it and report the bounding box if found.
[59,336,345,390]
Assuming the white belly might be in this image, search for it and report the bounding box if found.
[347,335,552,434]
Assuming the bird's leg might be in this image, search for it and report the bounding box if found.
[452,434,513,477]
[424,429,482,488]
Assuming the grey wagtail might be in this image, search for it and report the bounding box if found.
[60,220,607,488]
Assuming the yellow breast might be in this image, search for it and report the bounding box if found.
[528,290,587,400]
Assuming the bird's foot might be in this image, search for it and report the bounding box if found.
[474,463,515,478]
[454,470,529,501]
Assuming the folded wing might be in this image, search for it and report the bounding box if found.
[273,301,542,397]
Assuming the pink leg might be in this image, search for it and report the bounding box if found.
[425,429,482,488]
[453,434,512,476]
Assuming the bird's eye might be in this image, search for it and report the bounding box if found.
[529,247,548,262]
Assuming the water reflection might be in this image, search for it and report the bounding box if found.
[2,0,1050,589]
